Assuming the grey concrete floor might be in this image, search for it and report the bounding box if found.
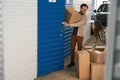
[36,57,79,80]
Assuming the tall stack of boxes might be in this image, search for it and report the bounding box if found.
[88,49,105,80]
[76,49,105,80]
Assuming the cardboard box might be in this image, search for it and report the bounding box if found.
[65,7,81,23]
[76,50,90,79]
[87,49,104,64]
[91,62,104,80]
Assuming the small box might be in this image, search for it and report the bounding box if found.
[87,49,104,64]
[65,7,81,23]
[91,62,105,80]
[76,50,90,79]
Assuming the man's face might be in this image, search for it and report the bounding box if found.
[80,6,88,15]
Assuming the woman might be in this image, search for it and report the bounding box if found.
[92,20,105,44]
[92,20,106,56]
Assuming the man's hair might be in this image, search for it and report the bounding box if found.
[80,3,88,9]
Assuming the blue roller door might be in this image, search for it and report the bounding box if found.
[38,0,65,77]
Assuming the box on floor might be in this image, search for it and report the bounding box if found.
[76,50,90,79]
[91,62,105,80]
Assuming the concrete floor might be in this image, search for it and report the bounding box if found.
[36,57,79,80]
[36,36,105,80]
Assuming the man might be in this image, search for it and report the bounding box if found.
[63,3,88,67]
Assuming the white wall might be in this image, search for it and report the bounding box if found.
[0,0,4,80]
[3,0,37,80]
[73,0,92,45]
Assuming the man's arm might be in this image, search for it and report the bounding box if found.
[63,15,87,27]
[69,15,87,27]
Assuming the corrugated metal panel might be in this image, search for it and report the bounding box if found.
[38,0,65,77]
[0,0,4,80]
[63,0,73,58]
[73,0,91,45]
[64,27,72,58]
[3,0,37,80]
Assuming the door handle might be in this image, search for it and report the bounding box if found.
[60,27,64,37]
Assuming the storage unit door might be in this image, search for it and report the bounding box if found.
[38,0,65,77]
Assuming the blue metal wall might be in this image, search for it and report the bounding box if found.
[64,0,73,58]
[64,27,72,58]
[38,0,65,77]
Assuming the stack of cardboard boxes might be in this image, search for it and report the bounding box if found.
[76,50,105,80]
[88,49,105,80]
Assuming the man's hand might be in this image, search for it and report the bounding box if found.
[62,22,70,27]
